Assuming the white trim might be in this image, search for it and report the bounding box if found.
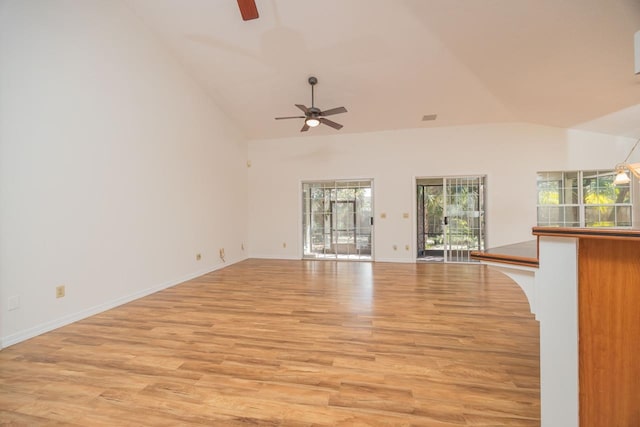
[635,30,640,75]
[1,257,247,349]
[250,255,415,264]
[411,175,418,259]
[374,257,415,263]
[301,257,373,262]
[298,180,304,259]
[481,261,537,273]
[249,254,302,260]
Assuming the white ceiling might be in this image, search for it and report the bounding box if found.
[126,0,640,140]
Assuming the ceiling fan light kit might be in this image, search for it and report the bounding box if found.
[275,76,347,132]
[306,118,320,127]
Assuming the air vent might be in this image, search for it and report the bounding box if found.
[422,114,438,121]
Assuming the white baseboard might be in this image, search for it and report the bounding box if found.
[635,30,640,74]
[375,257,416,263]
[249,255,416,264]
[1,256,247,349]
[248,254,302,260]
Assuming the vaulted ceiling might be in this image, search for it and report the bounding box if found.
[126,0,640,140]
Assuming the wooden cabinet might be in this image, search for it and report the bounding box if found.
[578,238,640,427]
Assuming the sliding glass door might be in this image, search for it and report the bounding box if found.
[417,176,486,262]
[303,180,373,260]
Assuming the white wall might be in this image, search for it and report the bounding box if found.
[247,124,635,261]
[1,1,635,348]
[0,0,248,347]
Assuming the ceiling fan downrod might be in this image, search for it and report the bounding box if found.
[309,76,317,108]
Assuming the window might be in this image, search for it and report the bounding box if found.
[537,170,632,228]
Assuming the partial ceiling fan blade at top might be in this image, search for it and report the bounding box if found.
[301,123,310,132]
[320,106,347,116]
[275,116,305,120]
[319,118,343,130]
[237,0,259,21]
[295,104,309,113]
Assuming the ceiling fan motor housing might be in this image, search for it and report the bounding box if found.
[308,107,321,117]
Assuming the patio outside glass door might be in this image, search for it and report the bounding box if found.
[417,176,485,262]
[303,180,373,260]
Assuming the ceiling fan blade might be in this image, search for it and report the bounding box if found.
[301,123,310,132]
[237,0,259,21]
[275,116,305,120]
[320,107,347,116]
[319,118,343,130]
[295,104,309,113]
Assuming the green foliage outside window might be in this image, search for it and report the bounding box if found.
[537,170,632,228]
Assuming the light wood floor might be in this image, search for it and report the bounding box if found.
[0,259,540,426]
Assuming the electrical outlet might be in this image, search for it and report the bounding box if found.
[196,253,202,261]
[56,285,65,298]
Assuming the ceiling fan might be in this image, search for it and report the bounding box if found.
[275,77,348,132]
[237,0,259,21]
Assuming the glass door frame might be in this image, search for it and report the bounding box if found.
[413,175,487,263]
[300,178,375,261]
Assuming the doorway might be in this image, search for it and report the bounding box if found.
[303,180,373,260]
[417,176,486,262]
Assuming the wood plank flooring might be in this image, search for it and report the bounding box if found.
[0,259,540,426]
